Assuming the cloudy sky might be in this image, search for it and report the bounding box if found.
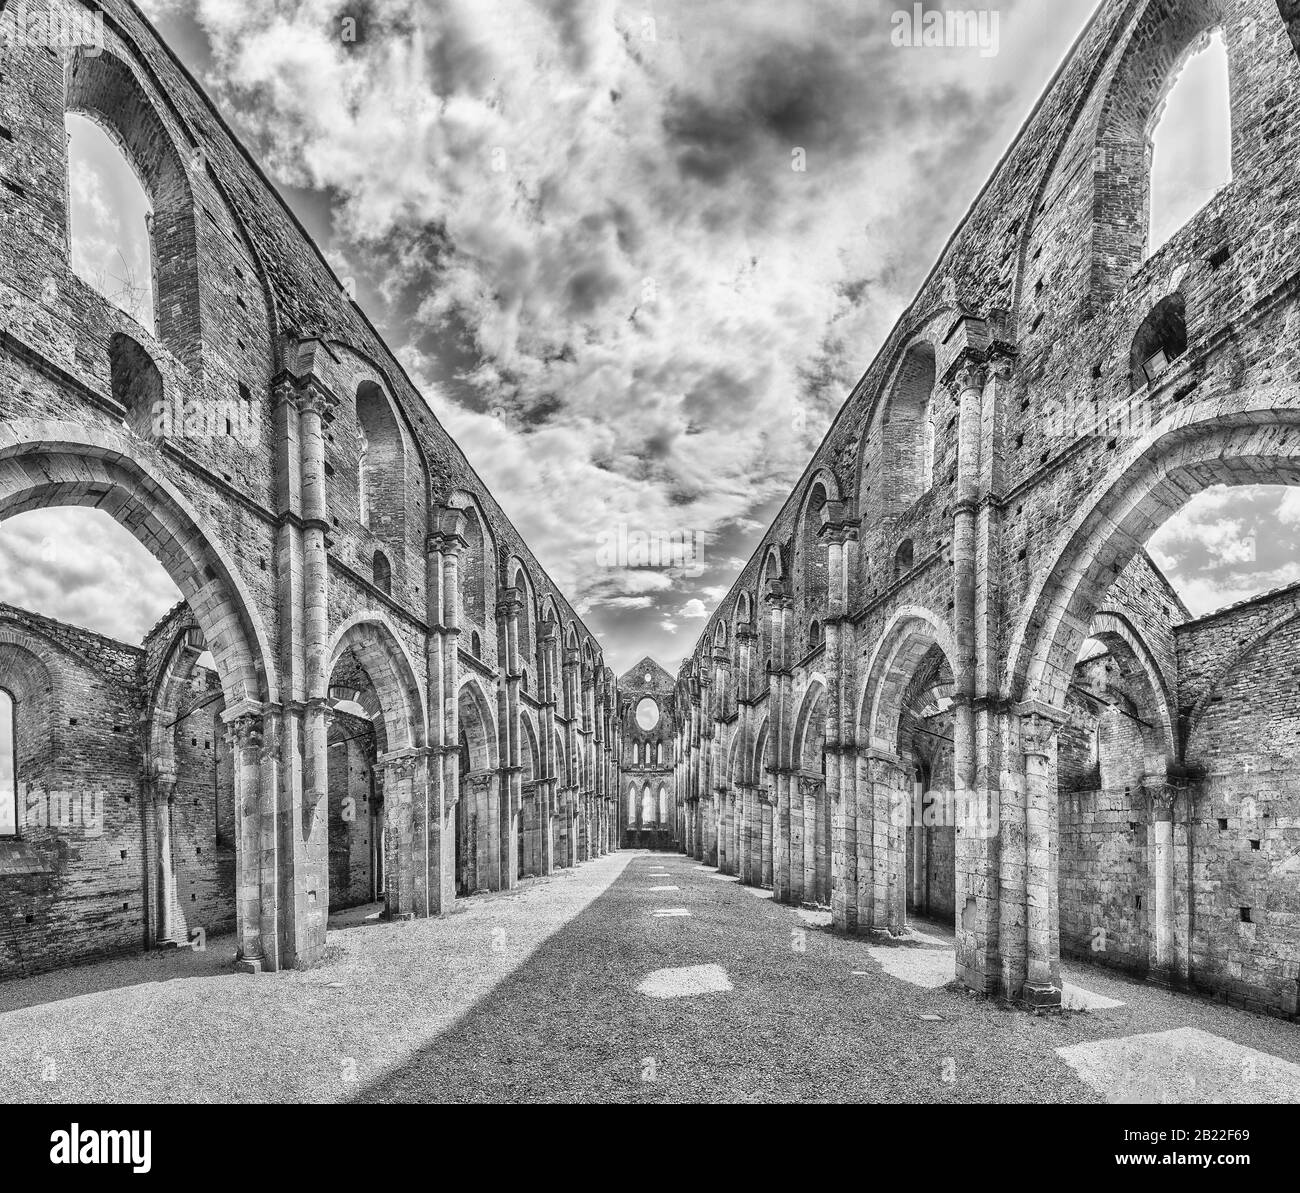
[1,0,1293,677]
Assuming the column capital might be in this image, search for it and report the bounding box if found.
[272,373,340,423]
[1015,700,1066,757]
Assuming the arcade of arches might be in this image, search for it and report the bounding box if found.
[1,0,1298,1030]
[0,0,620,979]
[674,0,1300,1020]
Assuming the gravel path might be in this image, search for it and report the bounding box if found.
[1,849,1297,1103]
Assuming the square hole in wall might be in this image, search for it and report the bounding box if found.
[1218,818,1229,831]
[1250,839,1261,851]
[1240,907,1252,923]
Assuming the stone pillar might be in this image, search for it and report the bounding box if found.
[1143,776,1187,985]
[760,789,774,888]
[294,380,338,967]
[1018,707,1063,1007]
[497,590,522,887]
[427,512,465,914]
[224,707,282,972]
[864,750,906,933]
[150,769,179,946]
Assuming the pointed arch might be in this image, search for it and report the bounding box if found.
[0,421,275,708]
[322,614,427,751]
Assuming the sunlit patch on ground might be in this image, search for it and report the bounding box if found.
[650,908,691,917]
[1061,983,1125,1011]
[1056,1027,1300,1104]
[636,964,733,999]
[866,944,956,989]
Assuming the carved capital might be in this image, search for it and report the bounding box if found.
[945,358,988,400]
[1018,708,1062,757]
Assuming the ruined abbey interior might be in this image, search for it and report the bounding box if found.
[0,0,624,978]
[2,0,1300,1118]
[669,0,1300,1020]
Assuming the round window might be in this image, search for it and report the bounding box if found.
[635,697,660,730]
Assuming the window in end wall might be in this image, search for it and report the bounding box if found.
[0,688,16,837]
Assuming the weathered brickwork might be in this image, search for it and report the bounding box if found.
[0,604,145,975]
[0,0,621,978]
[619,658,677,849]
[676,0,1300,1016]
[1180,587,1300,1016]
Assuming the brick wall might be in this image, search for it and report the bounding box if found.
[1181,594,1300,1016]
[0,605,146,977]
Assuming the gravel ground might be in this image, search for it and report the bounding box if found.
[1,849,1297,1103]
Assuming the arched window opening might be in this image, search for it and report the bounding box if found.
[799,481,830,635]
[1148,28,1231,258]
[894,539,914,580]
[109,332,162,439]
[808,620,823,651]
[460,505,488,630]
[883,343,938,512]
[372,549,392,595]
[658,784,668,822]
[641,783,655,826]
[521,667,529,695]
[627,783,637,823]
[470,630,482,660]
[1130,294,1188,392]
[65,112,156,333]
[356,381,406,542]
[656,741,664,765]
[0,688,15,837]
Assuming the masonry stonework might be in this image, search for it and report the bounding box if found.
[0,0,620,979]
[677,0,1300,1018]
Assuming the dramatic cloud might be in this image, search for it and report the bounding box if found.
[15,1,1272,671]
[0,509,182,643]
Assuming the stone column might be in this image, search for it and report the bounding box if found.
[150,768,179,946]
[497,590,522,887]
[1143,776,1185,985]
[1018,707,1063,1007]
[224,707,281,972]
[427,511,465,913]
[866,750,906,933]
[538,623,559,874]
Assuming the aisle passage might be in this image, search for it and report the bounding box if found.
[0,851,1297,1104]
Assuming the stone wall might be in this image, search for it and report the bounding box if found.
[0,604,146,976]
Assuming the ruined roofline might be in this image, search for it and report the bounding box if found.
[684,1,1115,658]
[1174,577,1300,633]
[120,1,603,657]
[0,600,143,656]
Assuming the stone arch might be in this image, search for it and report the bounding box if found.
[790,675,828,772]
[356,379,407,546]
[510,561,538,674]
[1130,291,1188,392]
[1086,609,1177,766]
[372,549,392,596]
[796,475,834,643]
[64,46,202,369]
[0,632,57,834]
[859,607,959,753]
[321,615,427,751]
[145,621,209,779]
[0,421,275,709]
[1089,0,1233,299]
[520,708,540,781]
[446,489,495,636]
[1005,396,1300,713]
[458,673,500,774]
[109,332,163,438]
[879,339,938,514]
